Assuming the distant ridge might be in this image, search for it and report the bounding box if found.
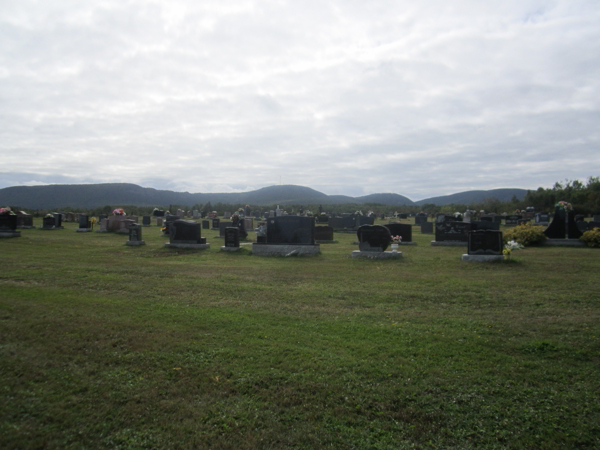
[416,188,528,206]
[0,183,525,209]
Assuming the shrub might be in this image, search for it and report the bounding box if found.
[504,223,547,246]
[580,227,600,247]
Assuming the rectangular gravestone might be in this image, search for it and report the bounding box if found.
[53,213,63,228]
[468,230,504,255]
[356,215,375,227]
[435,221,473,242]
[243,217,253,230]
[0,214,18,231]
[415,213,428,225]
[314,226,334,241]
[202,220,210,229]
[224,227,240,248]
[16,213,34,228]
[420,222,434,234]
[170,220,205,244]
[328,216,356,230]
[384,223,412,242]
[219,221,233,237]
[266,216,315,245]
[126,224,144,245]
[505,215,522,225]
[212,218,220,229]
[79,214,90,229]
[42,216,56,229]
[398,213,408,219]
[143,216,151,226]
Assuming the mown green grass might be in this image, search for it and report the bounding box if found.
[1,219,599,449]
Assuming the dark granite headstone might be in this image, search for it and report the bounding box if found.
[576,221,589,233]
[212,218,220,229]
[53,213,63,228]
[435,221,473,242]
[170,220,205,244]
[0,214,17,231]
[202,220,210,229]
[535,213,550,224]
[224,227,240,248]
[43,216,55,229]
[505,215,522,225]
[129,224,143,242]
[219,221,233,237]
[472,221,500,231]
[266,216,315,245]
[314,226,334,241]
[420,222,434,234]
[415,213,428,225]
[143,216,151,226]
[399,213,408,219]
[356,215,375,227]
[384,223,412,242]
[16,214,33,228]
[357,225,391,252]
[328,216,356,230]
[436,214,453,224]
[468,230,504,256]
[153,209,165,217]
[79,214,91,229]
[544,207,582,239]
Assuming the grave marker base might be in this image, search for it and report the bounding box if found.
[351,250,403,259]
[220,246,241,252]
[252,244,320,256]
[125,240,146,246]
[461,254,504,262]
[541,239,587,247]
[0,231,21,238]
[164,243,211,249]
[76,228,93,232]
[431,241,467,246]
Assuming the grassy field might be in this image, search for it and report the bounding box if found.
[1,219,598,449]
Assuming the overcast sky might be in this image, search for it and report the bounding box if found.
[1,1,599,201]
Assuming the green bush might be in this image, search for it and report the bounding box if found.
[504,223,547,246]
[580,227,600,247]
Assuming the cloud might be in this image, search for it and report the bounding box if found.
[0,1,599,200]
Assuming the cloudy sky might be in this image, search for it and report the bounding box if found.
[1,1,599,201]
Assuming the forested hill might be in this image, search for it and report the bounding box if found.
[0,183,528,209]
[416,188,528,206]
[0,183,417,209]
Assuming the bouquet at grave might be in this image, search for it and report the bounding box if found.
[503,240,524,258]
[113,208,126,216]
[0,207,15,215]
[44,213,54,218]
[391,235,402,244]
[555,201,573,211]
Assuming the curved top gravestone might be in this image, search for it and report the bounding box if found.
[357,225,391,252]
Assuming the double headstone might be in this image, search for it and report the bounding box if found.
[169,220,206,245]
[435,221,473,242]
[266,216,315,245]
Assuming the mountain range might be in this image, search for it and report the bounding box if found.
[0,183,528,209]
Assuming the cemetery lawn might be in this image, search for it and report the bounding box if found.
[1,220,599,450]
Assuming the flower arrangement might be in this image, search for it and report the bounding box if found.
[0,207,15,215]
[391,235,402,244]
[113,208,126,216]
[503,240,524,259]
[555,201,573,211]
